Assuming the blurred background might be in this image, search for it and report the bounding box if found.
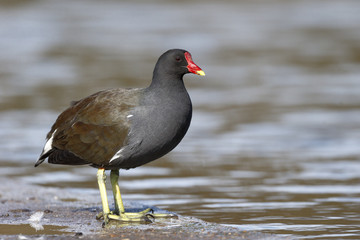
[1,0,360,239]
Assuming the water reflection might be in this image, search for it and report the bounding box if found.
[1,0,360,239]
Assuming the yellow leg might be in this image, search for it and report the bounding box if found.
[107,169,178,223]
[97,168,177,224]
[110,169,125,214]
[96,168,110,223]
[108,169,152,222]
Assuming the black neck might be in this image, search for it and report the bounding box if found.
[148,67,186,92]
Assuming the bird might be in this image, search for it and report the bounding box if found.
[34,49,205,224]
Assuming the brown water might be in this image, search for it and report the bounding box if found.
[1,0,360,239]
[0,224,70,235]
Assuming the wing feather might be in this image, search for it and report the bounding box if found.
[38,88,140,166]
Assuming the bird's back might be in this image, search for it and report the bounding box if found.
[36,88,141,168]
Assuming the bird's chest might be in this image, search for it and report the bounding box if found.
[131,100,192,144]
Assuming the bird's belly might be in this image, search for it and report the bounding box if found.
[110,105,192,169]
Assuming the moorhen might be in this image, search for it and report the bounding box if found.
[35,49,205,224]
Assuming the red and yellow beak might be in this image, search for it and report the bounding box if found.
[185,52,205,76]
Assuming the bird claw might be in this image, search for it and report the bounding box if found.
[96,212,104,220]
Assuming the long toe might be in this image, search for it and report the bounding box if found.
[96,212,104,220]
[153,213,178,219]
[106,211,178,224]
[108,212,153,223]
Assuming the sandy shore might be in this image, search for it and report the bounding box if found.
[0,177,287,240]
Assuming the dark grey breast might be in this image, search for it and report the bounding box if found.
[108,74,193,169]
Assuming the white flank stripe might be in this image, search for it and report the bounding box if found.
[127,114,133,118]
[109,148,124,162]
[42,129,57,155]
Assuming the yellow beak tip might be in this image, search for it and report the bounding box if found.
[197,70,205,76]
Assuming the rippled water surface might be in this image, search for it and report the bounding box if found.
[1,0,360,239]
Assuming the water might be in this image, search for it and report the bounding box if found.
[1,0,360,239]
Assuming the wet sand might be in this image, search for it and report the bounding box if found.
[0,177,285,240]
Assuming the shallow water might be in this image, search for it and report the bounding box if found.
[0,224,70,235]
[1,0,360,239]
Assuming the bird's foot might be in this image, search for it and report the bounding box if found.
[96,208,178,224]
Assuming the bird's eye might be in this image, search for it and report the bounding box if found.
[175,56,181,62]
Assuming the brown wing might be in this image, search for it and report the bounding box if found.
[47,88,139,166]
